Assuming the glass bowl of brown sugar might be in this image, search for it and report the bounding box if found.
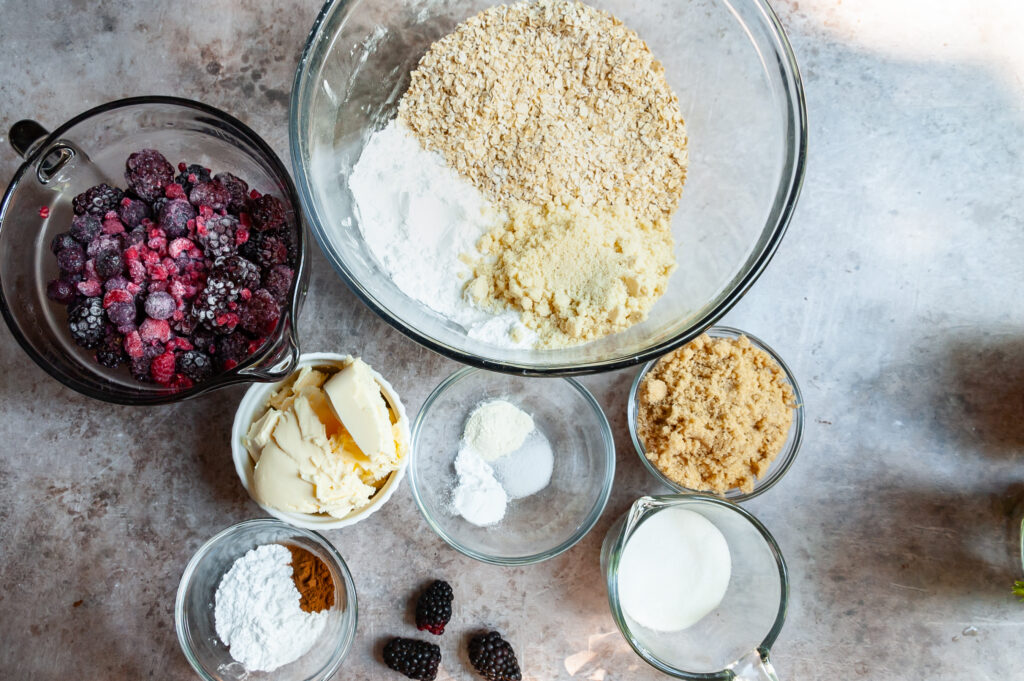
[175,518,356,681]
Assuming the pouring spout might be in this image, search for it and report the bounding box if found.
[728,649,780,681]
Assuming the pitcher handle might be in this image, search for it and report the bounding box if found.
[728,648,779,681]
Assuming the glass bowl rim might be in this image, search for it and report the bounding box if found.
[0,95,309,405]
[288,0,808,377]
[408,365,616,566]
[627,325,805,502]
[604,493,789,680]
[173,517,358,681]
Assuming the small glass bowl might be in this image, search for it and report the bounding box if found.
[0,97,309,404]
[628,326,805,502]
[409,367,615,565]
[175,518,357,681]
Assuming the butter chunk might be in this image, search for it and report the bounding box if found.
[253,441,320,514]
[323,359,396,462]
[245,408,281,463]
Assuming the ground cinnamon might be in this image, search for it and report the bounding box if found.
[286,545,335,613]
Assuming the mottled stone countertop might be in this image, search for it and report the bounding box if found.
[1,1,1022,679]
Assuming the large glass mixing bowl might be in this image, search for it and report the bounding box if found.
[291,0,806,375]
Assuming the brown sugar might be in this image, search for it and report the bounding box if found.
[636,334,796,494]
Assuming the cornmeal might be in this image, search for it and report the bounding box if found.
[636,335,796,494]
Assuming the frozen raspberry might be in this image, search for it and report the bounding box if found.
[118,197,151,228]
[176,163,212,194]
[248,194,288,232]
[177,350,214,381]
[158,198,196,239]
[214,172,249,213]
[214,254,260,291]
[46,279,78,304]
[189,181,231,212]
[95,250,124,279]
[51,232,78,254]
[73,183,124,216]
[103,289,133,308]
[163,183,187,200]
[101,214,125,235]
[57,245,86,273]
[197,214,239,259]
[150,350,177,385]
[262,264,294,303]
[125,149,174,201]
[76,278,103,297]
[70,214,101,243]
[239,289,280,335]
[68,297,106,348]
[144,291,176,320]
[106,301,136,329]
[139,317,172,344]
[124,330,144,359]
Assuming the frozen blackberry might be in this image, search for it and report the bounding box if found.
[193,274,238,331]
[46,279,78,305]
[73,183,124,216]
[214,172,249,213]
[190,329,216,355]
[68,297,106,349]
[197,214,239,259]
[50,232,78,254]
[468,632,521,681]
[215,332,250,369]
[70,214,102,243]
[177,350,214,381]
[249,194,288,232]
[125,149,174,202]
[159,198,196,239]
[96,331,125,368]
[106,301,137,329]
[57,245,86,274]
[189,180,230,212]
[239,288,280,335]
[382,638,441,681]
[175,163,212,194]
[262,264,294,303]
[118,197,151,228]
[242,231,289,269]
[95,249,124,279]
[144,291,176,320]
[214,254,260,291]
[415,580,453,635]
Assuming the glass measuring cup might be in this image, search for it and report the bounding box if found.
[0,97,309,404]
[601,495,788,680]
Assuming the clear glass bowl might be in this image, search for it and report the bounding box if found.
[290,0,806,375]
[601,495,788,679]
[0,97,309,404]
[175,518,357,681]
[409,367,615,565]
[628,326,805,502]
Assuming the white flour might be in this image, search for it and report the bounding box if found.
[348,119,535,348]
[214,544,327,672]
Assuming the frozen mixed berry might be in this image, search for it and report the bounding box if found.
[382,638,441,681]
[139,318,172,345]
[468,632,521,681]
[124,227,147,249]
[177,350,214,381]
[129,343,164,382]
[215,332,249,370]
[144,291,176,320]
[46,279,78,305]
[70,214,102,243]
[241,230,289,269]
[149,349,177,385]
[87,233,121,259]
[239,288,280,335]
[50,232,78,255]
[125,149,174,202]
[56,245,86,274]
[193,274,239,332]
[158,198,196,239]
[73,183,124,216]
[175,163,212,194]
[197,214,240,259]
[415,580,453,635]
[106,301,137,329]
[214,254,260,291]
[189,180,230,212]
[95,249,124,279]
[262,264,294,303]
[249,194,288,232]
[96,331,124,368]
[118,197,151,228]
[68,297,107,349]
[214,172,248,213]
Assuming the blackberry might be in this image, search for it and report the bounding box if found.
[193,274,239,331]
[468,632,521,681]
[198,214,239,259]
[50,231,78,254]
[177,350,214,381]
[189,180,231,212]
[46,279,78,305]
[73,183,124,216]
[106,301,137,329]
[249,194,288,232]
[382,638,441,681]
[151,196,169,217]
[57,245,86,273]
[241,231,289,269]
[144,291,177,320]
[213,254,260,291]
[96,331,124,368]
[159,198,196,239]
[415,580,453,635]
[68,297,106,349]
[175,163,212,194]
[95,249,124,279]
[239,288,280,335]
[70,214,102,243]
[262,264,294,303]
[190,329,216,355]
[214,332,250,369]
[118,197,151,228]
[214,172,248,213]
[125,149,174,202]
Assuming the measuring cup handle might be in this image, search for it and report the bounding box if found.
[729,649,780,681]
[9,120,50,159]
